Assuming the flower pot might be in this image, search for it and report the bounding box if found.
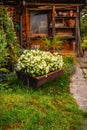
[70,10,74,17]
[16,70,64,88]
[63,12,67,17]
[68,19,75,27]
[72,41,76,52]
[58,11,63,16]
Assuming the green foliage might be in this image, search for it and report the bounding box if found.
[81,37,87,50]
[52,35,66,50]
[0,29,10,75]
[65,63,76,75]
[0,72,85,130]
[0,57,85,130]
[42,37,51,50]
[63,56,76,75]
[0,72,15,83]
[42,35,65,50]
[0,6,21,83]
[0,6,20,68]
[0,29,9,66]
[80,7,87,38]
[63,56,75,64]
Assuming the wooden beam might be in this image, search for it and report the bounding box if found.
[27,3,84,11]
[28,6,77,11]
[28,5,77,11]
[26,2,84,7]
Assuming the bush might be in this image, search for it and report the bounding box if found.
[0,29,9,68]
[63,56,76,75]
[0,6,20,71]
[81,37,87,51]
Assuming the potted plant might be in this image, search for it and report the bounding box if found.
[42,35,65,52]
[51,35,65,50]
[16,50,64,87]
[68,19,75,27]
[41,37,51,50]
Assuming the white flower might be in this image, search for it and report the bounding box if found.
[16,50,64,76]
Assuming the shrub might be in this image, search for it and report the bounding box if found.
[81,37,87,50]
[0,29,9,68]
[63,56,76,75]
[0,6,20,71]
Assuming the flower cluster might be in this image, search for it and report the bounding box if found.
[16,50,64,76]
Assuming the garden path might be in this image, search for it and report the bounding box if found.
[70,51,87,111]
[70,51,87,130]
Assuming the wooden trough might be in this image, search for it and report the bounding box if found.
[16,70,64,88]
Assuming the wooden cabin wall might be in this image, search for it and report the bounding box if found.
[21,8,76,51]
[6,6,30,47]
[6,6,44,49]
[6,6,20,41]
[5,4,81,53]
[22,9,48,49]
[22,8,30,47]
[22,10,26,45]
[25,8,30,43]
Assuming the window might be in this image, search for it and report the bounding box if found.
[30,11,48,37]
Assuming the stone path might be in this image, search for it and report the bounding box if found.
[70,51,87,130]
[70,51,87,111]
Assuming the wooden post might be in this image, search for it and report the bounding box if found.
[19,15,23,48]
[52,5,55,37]
[76,6,83,56]
[25,8,30,41]
[19,0,26,47]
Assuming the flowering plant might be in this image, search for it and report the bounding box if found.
[16,50,64,76]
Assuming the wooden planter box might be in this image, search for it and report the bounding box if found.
[16,70,64,88]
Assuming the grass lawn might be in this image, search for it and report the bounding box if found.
[0,57,87,130]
